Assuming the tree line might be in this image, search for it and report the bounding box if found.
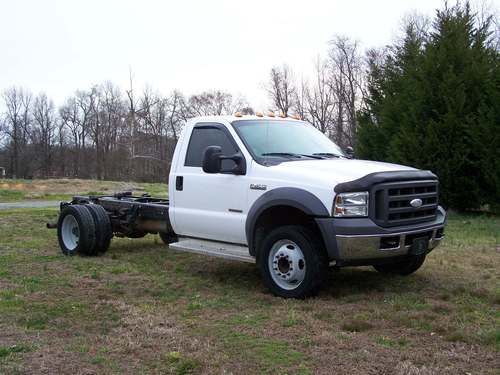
[0,1,498,210]
[0,84,249,182]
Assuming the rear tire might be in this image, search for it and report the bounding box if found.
[258,225,328,299]
[85,204,113,254]
[373,255,426,275]
[57,205,96,256]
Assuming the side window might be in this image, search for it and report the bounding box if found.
[184,126,238,168]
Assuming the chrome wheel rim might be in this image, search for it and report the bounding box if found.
[268,239,306,290]
[61,214,79,251]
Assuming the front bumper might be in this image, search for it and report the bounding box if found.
[315,206,446,264]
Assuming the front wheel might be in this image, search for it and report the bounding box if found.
[373,255,426,275]
[258,225,328,299]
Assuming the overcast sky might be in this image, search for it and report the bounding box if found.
[0,0,474,109]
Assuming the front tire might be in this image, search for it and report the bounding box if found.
[373,255,426,275]
[258,225,328,299]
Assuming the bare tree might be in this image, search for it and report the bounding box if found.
[1,87,32,178]
[266,64,296,115]
[60,94,89,177]
[134,87,167,179]
[292,78,310,121]
[187,90,237,116]
[306,57,336,135]
[99,82,126,179]
[87,86,103,179]
[328,36,365,147]
[166,90,184,141]
[31,93,56,177]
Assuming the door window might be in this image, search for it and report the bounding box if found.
[184,126,238,169]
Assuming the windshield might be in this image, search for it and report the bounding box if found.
[232,120,345,162]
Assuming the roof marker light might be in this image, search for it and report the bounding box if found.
[234,112,243,117]
[256,112,264,117]
[268,111,275,117]
[291,114,301,120]
[279,112,286,118]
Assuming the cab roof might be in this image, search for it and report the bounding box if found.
[187,115,303,124]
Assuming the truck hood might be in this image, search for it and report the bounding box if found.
[267,158,416,187]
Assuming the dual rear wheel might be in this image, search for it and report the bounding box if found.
[57,204,112,256]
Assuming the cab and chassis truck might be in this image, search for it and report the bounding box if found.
[50,115,446,298]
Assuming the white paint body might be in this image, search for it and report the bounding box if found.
[168,116,415,245]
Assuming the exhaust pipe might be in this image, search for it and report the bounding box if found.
[46,222,57,229]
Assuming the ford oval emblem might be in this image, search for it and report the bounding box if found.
[410,198,423,208]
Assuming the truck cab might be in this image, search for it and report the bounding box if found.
[53,114,446,299]
[167,115,446,297]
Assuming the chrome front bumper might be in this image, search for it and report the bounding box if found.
[315,206,446,262]
[335,226,445,260]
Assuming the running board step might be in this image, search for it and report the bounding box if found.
[169,238,255,263]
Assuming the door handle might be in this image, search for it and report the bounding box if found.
[176,176,183,191]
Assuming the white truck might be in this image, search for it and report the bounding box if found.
[49,115,446,298]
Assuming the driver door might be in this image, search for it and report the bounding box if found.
[171,123,248,244]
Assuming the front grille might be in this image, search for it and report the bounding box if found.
[372,180,438,227]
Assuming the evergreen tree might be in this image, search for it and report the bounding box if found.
[357,2,499,210]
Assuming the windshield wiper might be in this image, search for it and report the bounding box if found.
[299,154,325,159]
[261,153,324,159]
[312,152,343,158]
[261,152,302,158]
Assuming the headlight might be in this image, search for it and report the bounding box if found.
[333,192,369,217]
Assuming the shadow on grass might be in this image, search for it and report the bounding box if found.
[93,236,450,304]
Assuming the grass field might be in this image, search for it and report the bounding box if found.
[0,207,499,374]
[0,179,167,202]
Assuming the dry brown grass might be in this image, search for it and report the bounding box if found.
[0,178,167,202]
[0,209,498,374]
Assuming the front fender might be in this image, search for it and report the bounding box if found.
[245,187,330,256]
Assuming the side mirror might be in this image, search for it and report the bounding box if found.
[345,146,354,159]
[202,146,247,175]
[202,146,222,173]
